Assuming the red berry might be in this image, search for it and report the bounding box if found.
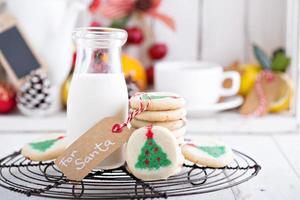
[89,0,101,13]
[148,43,168,60]
[126,27,144,45]
[0,82,16,114]
[146,65,154,85]
[90,21,101,27]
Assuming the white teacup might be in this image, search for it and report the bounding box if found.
[155,61,240,107]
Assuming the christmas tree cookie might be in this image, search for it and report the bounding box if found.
[181,137,234,168]
[130,92,185,111]
[22,134,66,161]
[126,126,181,180]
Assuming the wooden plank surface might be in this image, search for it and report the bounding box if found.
[0,112,66,133]
[273,134,300,178]
[0,133,300,199]
[187,112,297,134]
[220,135,300,200]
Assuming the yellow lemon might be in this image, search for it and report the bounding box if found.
[61,75,72,108]
[269,73,293,113]
[239,64,261,96]
[122,54,147,90]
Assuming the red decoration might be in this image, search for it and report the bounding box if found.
[249,70,274,116]
[112,93,151,133]
[146,126,154,139]
[145,149,150,155]
[100,0,175,31]
[126,26,144,45]
[146,65,154,85]
[90,21,102,27]
[89,0,101,13]
[148,43,168,60]
[112,123,123,133]
[57,136,65,140]
[0,82,16,114]
[71,52,77,67]
[145,159,150,165]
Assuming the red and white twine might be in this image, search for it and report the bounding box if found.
[249,70,274,117]
[112,93,151,133]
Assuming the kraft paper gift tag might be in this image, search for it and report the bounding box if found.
[55,117,133,181]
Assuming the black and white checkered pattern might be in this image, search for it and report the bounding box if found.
[17,70,52,115]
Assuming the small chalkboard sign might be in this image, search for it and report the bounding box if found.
[0,11,45,88]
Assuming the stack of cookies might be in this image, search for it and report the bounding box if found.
[130,92,186,145]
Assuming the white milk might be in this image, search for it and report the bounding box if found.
[67,73,128,169]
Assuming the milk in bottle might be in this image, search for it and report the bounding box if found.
[67,27,128,169]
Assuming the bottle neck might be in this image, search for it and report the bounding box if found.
[74,45,122,74]
[72,27,127,75]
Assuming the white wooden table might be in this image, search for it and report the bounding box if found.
[0,115,299,199]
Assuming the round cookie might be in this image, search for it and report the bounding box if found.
[22,134,66,161]
[131,118,185,130]
[126,126,180,180]
[181,138,234,168]
[133,108,186,122]
[130,92,185,111]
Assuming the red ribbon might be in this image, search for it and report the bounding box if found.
[99,0,176,31]
[112,93,151,133]
[248,70,274,117]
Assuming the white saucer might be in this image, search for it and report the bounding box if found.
[187,96,243,116]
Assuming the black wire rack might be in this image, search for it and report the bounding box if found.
[0,149,260,199]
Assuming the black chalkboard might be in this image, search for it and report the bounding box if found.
[0,26,40,78]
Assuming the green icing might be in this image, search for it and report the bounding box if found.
[198,146,226,158]
[141,94,170,100]
[135,138,171,170]
[30,139,58,152]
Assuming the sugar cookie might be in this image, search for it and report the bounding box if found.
[131,118,185,130]
[130,92,185,111]
[133,108,186,122]
[126,126,180,180]
[181,138,234,168]
[22,134,66,161]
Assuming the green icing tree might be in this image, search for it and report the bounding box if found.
[141,94,179,100]
[30,136,64,152]
[198,146,225,158]
[135,128,171,170]
[187,143,226,158]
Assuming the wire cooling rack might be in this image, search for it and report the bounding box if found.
[0,149,260,199]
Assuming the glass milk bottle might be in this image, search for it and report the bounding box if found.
[68,27,128,169]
